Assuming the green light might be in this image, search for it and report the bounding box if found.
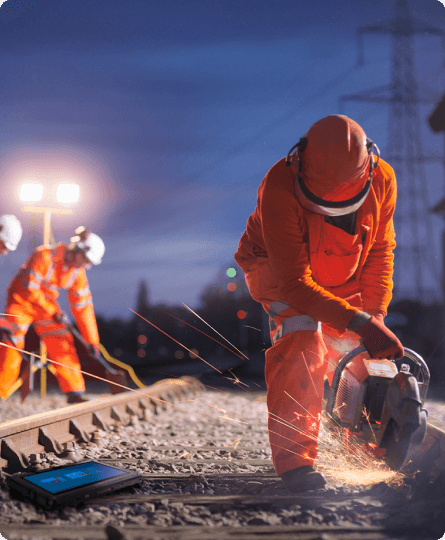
[227,267,237,278]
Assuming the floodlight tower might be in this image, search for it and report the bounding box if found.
[16,181,80,399]
[340,0,445,301]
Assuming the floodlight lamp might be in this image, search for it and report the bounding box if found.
[19,183,44,202]
[56,184,79,204]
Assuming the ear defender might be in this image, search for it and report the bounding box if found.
[366,138,380,170]
[285,137,308,167]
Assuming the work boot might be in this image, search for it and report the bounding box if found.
[66,392,91,404]
[280,465,327,493]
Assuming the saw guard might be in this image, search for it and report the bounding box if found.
[380,410,428,470]
[326,347,430,424]
[326,346,429,470]
[378,371,428,469]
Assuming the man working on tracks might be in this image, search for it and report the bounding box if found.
[0,227,105,404]
[234,114,404,493]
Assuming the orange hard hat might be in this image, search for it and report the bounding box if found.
[286,115,379,216]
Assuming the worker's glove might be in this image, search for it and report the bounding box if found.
[350,312,404,360]
[366,309,385,325]
[89,344,101,359]
[53,311,70,325]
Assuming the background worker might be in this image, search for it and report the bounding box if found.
[234,115,404,493]
[0,214,22,255]
[0,227,105,404]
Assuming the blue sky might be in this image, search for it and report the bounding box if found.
[0,0,444,318]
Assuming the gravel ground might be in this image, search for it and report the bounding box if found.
[1,383,444,425]
[0,389,445,539]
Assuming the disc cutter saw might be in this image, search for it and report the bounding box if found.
[326,347,429,470]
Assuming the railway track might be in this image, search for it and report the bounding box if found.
[0,378,445,540]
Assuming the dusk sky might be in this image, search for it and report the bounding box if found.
[0,0,444,319]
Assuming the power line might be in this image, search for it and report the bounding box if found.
[340,0,444,302]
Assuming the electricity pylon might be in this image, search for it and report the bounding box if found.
[340,0,445,301]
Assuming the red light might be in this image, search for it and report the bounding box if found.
[138,335,147,345]
[237,310,247,319]
[227,282,237,292]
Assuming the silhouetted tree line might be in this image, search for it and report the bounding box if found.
[96,265,267,368]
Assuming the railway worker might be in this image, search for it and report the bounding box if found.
[0,215,22,255]
[234,114,404,492]
[0,227,105,404]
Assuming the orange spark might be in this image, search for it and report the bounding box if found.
[300,351,320,398]
[220,414,249,424]
[229,437,242,449]
[269,441,312,459]
[268,428,316,450]
[224,369,249,389]
[182,303,249,360]
[307,348,339,372]
[201,384,226,392]
[129,308,222,374]
[162,310,246,361]
[268,413,319,442]
[284,390,318,420]
[362,406,378,445]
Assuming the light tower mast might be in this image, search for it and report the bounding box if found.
[340,0,445,301]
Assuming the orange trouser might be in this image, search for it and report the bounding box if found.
[0,304,85,399]
[244,257,360,475]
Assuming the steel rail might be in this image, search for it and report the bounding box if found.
[0,376,203,472]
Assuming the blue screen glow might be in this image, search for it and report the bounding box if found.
[23,462,125,494]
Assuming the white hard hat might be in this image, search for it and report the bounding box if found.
[0,215,22,251]
[70,226,105,265]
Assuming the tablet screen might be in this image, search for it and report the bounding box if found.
[23,462,126,494]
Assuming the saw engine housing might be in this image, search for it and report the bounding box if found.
[326,347,429,470]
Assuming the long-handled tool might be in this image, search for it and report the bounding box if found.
[5,316,146,402]
[326,346,429,470]
[66,321,146,393]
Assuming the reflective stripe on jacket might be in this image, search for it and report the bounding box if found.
[7,243,99,344]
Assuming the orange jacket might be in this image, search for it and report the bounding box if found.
[235,157,397,333]
[7,243,100,344]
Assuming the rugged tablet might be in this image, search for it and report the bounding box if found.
[6,460,143,509]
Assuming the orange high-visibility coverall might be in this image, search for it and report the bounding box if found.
[0,243,100,398]
[234,157,396,475]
